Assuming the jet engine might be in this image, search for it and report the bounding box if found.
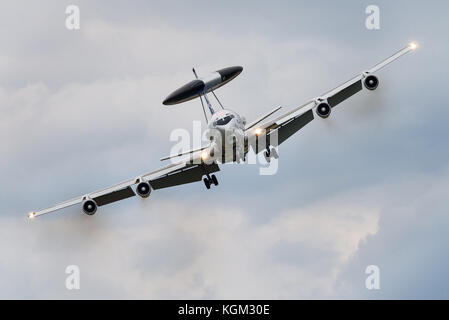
[82,199,97,215]
[364,75,379,90]
[136,181,152,198]
[316,102,331,119]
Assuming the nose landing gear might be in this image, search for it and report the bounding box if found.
[203,174,219,189]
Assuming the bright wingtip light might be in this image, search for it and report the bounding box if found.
[28,212,36,219]
[409,42,418,50]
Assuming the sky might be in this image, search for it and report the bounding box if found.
[1,0,448,299]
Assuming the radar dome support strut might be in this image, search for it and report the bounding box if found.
[199,95,208,122]
[193,67,215,121]
[211,90,224,110]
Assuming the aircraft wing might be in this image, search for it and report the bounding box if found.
[28,158,219,218]
[245,106,282,130]
[246,43,417,151]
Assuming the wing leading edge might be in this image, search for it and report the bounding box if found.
[246,42,417,153]
[29,160,219,218]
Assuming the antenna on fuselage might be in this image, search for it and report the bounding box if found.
[192,67,199,79]
[192,67,215,121]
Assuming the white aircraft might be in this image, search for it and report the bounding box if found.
[28,42,418,218]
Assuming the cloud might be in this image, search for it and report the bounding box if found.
[0,194,379,299]
[3,169,449,299]
[335,168,449,299]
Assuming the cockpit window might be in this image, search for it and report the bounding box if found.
[214,114,234,126]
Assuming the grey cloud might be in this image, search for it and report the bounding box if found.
[0,197,378,299]
[334,168,449,299]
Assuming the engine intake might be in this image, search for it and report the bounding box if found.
[136,181,152,198]
[364,75,379,90]
[82,199,97,215]
[316,102,331,119]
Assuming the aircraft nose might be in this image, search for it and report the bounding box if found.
[163,79,205,105]
[216,66,243,83]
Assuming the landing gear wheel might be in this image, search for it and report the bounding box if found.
[264,150,271,163]
[203,177,211,189]
[265,149,271,157]
[211,174,218,186]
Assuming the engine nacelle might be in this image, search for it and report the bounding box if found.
[136,181,152,198]
[364,74,379,90]
[316,102,331,119]
[82,199,97,215]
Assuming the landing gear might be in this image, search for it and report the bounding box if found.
[203,174,219,189]
[265,149,270,157]
[264,147,279,163]
[203,177,211,189]
[211,174,218,186]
